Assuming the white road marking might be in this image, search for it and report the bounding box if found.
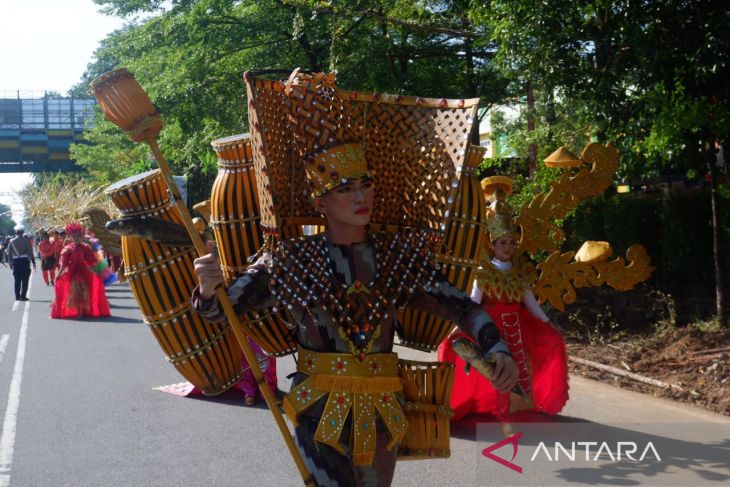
[10,302,18,313]
[0,336,8,365]
[0,279,31,487]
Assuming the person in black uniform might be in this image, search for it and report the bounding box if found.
[8,224,36,301]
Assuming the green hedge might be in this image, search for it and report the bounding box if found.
[563,186,729,318]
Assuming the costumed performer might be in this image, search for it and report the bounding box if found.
[51,229,64,261]
[192,70,519,487]
[438,177,569,421]
[51,223,111,319]
[37,231,58,286]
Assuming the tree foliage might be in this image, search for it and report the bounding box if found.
[57,0,728,321]
[0,203,15,236]
[477,0,729,179]
[71,0,509,181]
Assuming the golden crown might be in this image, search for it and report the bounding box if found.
[306,143,370,196]
[482,176,516,241]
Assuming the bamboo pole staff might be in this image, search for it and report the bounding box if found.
[90,69,314,487]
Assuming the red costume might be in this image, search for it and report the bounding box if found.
[51,224,111,319]
[38,238,57,285]
[438,175,568,421]
[438,282,569,420]
[51,236,64,258]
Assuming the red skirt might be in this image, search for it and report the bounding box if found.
[51,268,111,319]
[437,301,568,421]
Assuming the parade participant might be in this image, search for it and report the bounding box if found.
[193,70,518,486]
[37,231,58,286]
[438,177,569,420]
[51,230,64,261]
[51,223,111,319]
[8,224,36,301]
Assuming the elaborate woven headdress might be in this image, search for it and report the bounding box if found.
[244,69,480,239]
[481,176,516,241]
[65,222,85,236]
[283,69,370,197]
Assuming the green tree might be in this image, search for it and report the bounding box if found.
[72,0,509,194]
[479,0,729,324]
[69,117,152,183]
[0,203,15,235]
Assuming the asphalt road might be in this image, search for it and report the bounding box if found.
[0,266,728,486]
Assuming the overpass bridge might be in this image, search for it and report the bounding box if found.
[0,91,95,173]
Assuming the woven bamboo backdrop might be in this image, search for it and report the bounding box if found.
[397,145,488,349]
[243,72,482,351]
[244,72,480,239]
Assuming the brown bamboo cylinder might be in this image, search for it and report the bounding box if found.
[106,169,244,394]
[397,359,455,459]
[210,134,297,356]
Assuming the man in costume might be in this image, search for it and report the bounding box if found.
[8,224,36,301]
[192,71,519,486]
[51,223,111,319]
[37,231,58,286]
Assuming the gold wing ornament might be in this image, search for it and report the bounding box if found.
[593,244,654,291]
[515,142,619,257]
[534,243,654,311]
[494,142,654,312]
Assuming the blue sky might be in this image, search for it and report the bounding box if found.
[0,0,124,221]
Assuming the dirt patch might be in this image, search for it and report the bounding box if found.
[566,326,730,416]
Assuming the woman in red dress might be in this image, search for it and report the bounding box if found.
[51,223,111,319]
[438,179,569,421]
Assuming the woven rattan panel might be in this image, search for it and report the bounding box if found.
[356,102,469,232]
[80,208,122,256]
[244,72,479,237]
[246,78,312,231]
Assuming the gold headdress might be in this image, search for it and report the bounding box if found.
[283,70,370,197]
[482,176,516,242]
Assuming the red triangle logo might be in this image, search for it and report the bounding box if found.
[481,431,523,474]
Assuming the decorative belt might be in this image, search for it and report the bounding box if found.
[283,347,407,466]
